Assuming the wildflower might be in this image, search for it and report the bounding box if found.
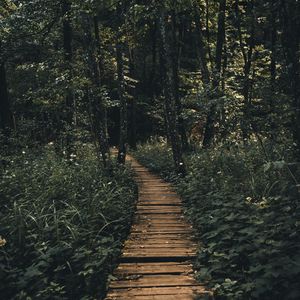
[0,236,7,247]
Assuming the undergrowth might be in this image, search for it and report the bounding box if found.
[0,143,137,300]
[133,140,300,300]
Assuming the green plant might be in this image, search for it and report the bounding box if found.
[0,144,137,299]
[133,140,300,300]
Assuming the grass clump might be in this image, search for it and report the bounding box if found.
[0,144,137,300]
[133,140,300,300]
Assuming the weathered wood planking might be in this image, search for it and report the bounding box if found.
[105,155,212,300]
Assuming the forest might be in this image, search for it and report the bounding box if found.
[0,0,300,299]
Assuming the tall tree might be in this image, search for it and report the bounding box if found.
[128,48,137,150]
[83,14,110,165]
[235,0,255,140]
[202,0,226,147]
[0,3,14,132]
[62,0,73,125]
[0,57,12,131]
[158,4,186,176]
[194,4,210,85]
[117,2,127,164]
[280,0,300,159]
[171,10,189,151]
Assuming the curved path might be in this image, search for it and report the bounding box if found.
[105,155,211,300]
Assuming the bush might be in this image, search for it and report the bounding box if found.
[133,140,300,300]
[0,144,137,300]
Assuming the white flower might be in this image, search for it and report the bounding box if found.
[0,236,7,247]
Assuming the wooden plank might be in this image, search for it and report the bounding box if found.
[127,232,193,237]
[131,225,189,230]
[139,192,178,195]
[136,215,186,220]
[137,205,182,209]
[106,286,210,298]
[136,210,183,215]
[124,243,197,249]
[125,238,196,244]
[107,289,211,299]
[136,219,187,224]
[130,230,193,235]
[126,239,196,245]
[109,274,198,288]
[131,225,191,230]
[106,293,209,300]
[122,252,196,258]
[114,262,194,275]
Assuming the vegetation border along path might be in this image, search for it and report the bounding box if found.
[105,155,212,300]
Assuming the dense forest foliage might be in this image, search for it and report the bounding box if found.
[1,0,300,299]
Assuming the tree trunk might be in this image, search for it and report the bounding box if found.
[116,2,127,164]
[62,0,73,126]
[0,61,12,131]
[215,0,226,74]
[171,11,189,151]
[150,22,157,99]
[83,14,109,165]
[128,48,137,150]
[202,0,226,147]
[194,8,210,84]
[116,43,127,164]
[235,0,255,140]
[158,6,186,176]
[269,0,277,143]
[205,0,213,63]
[93,15,110,163]
[62,0,74,153]
[281,0,300,159]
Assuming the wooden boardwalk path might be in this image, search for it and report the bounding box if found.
[105,155,211,300]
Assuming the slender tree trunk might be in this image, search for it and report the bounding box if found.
[116,42,127,164]
[150,22,157,99]
[171,11,189,151]
[83,14,109,165]
[128,48,137,150]
[116,23,127,164]
[281,0,300,159]
[93,16,108,140]
[158,6,186,176]
[116,2,127,164]
[269,0,277,143]
[62,0,74,152]
[215,0,226,74]
[128,98,137,150]
[270,3,277,92]
[194,8,210,84]
[62,0,73,126]
[202,0,226,147]
[93,15,110,162]
[0,60,12,131]
[205,0,213,64]
[235,0,255,140]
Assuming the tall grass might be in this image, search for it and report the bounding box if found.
[0,144,137,299]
